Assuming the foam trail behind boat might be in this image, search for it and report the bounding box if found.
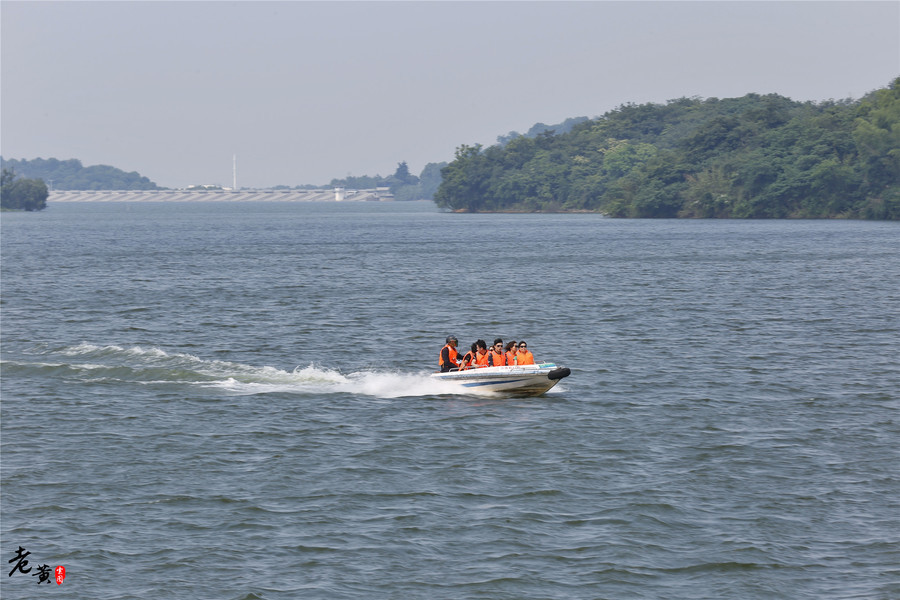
[10,343,468,398]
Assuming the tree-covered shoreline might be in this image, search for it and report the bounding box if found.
[0,168,49,212]
[0,157,161,191]
[435,78,900,219]
[328,161,446,201]
[1,168,49,211]
[0,156,446,200]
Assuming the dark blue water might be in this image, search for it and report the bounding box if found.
[2,201,898,599]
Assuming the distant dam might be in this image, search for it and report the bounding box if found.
[49,188,394,202]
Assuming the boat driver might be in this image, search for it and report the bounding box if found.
[439,336,460,372]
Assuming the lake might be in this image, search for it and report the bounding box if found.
[1,201,898,599]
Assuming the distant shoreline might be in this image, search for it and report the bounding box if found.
[48,189,396,203]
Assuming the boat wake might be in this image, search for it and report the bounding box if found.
[4,343,473,398]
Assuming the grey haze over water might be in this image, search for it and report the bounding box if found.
[2,201,898,598]
[2,2,899,188]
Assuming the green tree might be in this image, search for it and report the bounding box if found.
[679,165,735,218]
[853,77,900,216]
[391,161,417,186]
[0,157,160,190]
[330,174,384,189]
[1,168,49,211]
[417,162,446,199]
[434,82,899,218]
[434,144,489,211]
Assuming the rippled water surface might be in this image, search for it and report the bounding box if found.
[2,202,898,599]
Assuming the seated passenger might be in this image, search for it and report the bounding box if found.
[488,338,507,366]
[459,343,477,370]
[474,339,490,367]
[505,341,518,365]
[515,341,535,365]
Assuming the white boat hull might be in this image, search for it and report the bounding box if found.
[430,363,570,396]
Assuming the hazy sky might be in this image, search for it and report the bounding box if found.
[2,1,898,189]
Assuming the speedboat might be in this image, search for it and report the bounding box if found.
[430,363,571,396]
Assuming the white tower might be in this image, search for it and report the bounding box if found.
[233,154,237,191]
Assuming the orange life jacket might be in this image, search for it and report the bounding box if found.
[506,351,517,365]
[489,349,507,366]
[439,344,459,368]
[459,351,475,370]
[516,350,535,365]
[475,351,489,367]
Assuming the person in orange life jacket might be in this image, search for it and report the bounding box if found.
[459,343,478,370]
[474,339,490,367]
[439,336,460,372]
[505,341,518,365]
[488,338,507,366]
[515,341,535,365]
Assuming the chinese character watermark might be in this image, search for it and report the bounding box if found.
[7,546,30,577]
[7,547,65,585]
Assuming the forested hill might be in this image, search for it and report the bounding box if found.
[0,158,160,190]
[435,78,900,219]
